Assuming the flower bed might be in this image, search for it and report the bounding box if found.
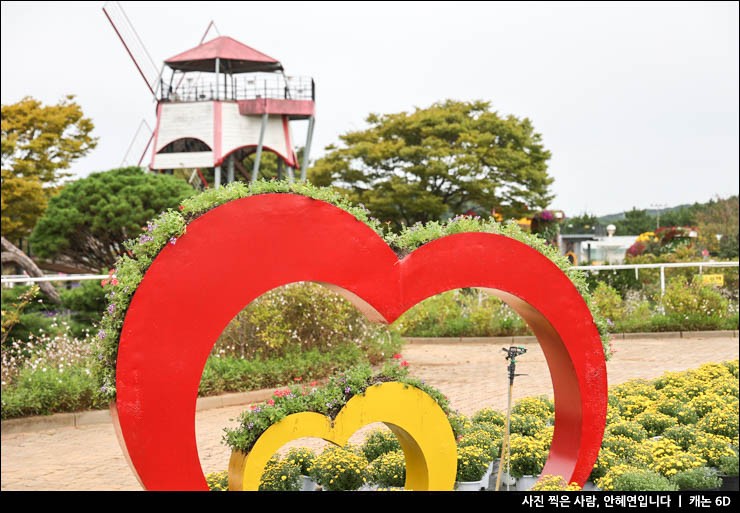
[209,358,739,491]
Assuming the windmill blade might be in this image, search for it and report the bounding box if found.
[103,1,161,98]
[200,20,221,42]
[120,119,153,168]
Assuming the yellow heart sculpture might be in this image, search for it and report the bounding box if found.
[228,382,457,490]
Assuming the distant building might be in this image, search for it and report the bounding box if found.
[560,234,636,265]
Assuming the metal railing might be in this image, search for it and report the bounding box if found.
[1,274,110,285]
[2,261,737,295]
[571,261,739,295]
[159,74,315,103]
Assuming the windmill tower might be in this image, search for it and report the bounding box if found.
[103,2,315,188]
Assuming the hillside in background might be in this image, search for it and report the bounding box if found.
[597,204,693,224]
[562,196,738,259]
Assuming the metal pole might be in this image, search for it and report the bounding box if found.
[214,165,221,188]
[301,116,315,182]
[226,155,234,184]
[660,265,665,296]
[252,113,269,181]
[495,380,514,491]
[215,57,220,100]
[495,346,527,491]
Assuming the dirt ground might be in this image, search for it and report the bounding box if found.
[1,335,737,491]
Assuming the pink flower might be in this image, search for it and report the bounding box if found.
[392,353,402,360]
[266,399,275,406]
[400,360,409,368]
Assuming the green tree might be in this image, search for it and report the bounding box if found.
[309,100,553,231]
[1,95,97,241]
[29,167,194,272]
[694,195,739,258]
[561,213,601,234]
[1,95,97,185]
[659,205,699,229]
[0,171,48,241]
[614,208,655,235]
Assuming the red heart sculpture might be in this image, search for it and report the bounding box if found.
[113,193,607,491]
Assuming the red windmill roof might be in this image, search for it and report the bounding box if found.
[165,36,283,73]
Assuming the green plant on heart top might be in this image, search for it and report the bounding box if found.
[92,180,613,402]
[223,360,451,455]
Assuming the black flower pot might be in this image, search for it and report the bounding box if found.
[720,475,739,491]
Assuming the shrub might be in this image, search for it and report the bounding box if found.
[508,435,547,477]
[689,433,736,468]
[394,290,530,338]
[285,447,316,476]
[612,470,677,491]
[368,450,406,487]
[361,429,401,462]
[471,408,505,426]
[689,393,730,418]
[457,428,499,461]
[616,395,656,420]
[656,397,699,424]
[663,425,700,450]
[718,448,739,477]
[472,421,504,445]
[309,446,368,491]
[724,360,739,379]
[509,413,546,436]
[530,474,582,491]
[214,283,390,361]
[206,470,229,491]
[590,282,625,324]
[634,411,678,437]
[671,467,722,490]
[59,280,107,337]
[259,456,301,491]
[648,438,706,477]
[697,404,740,441]
[455,445,490,482]
[663,280,729,320]
[511,396,554,422]
[596,463,640,490]
[601,434,650,465]
[607,421,649,442]
[448,412,474,438]
[1,285,70,349]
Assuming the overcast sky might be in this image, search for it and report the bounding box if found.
[2,1,738,216]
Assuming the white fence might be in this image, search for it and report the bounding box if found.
[571,261,739,295]
[2,261,738,295]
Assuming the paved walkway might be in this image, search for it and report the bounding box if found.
[1,335,737,491]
